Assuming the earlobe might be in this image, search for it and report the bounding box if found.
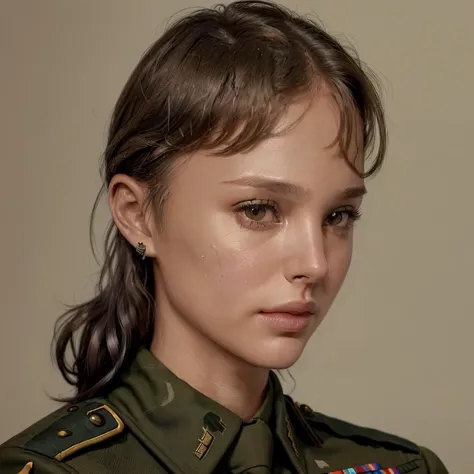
[108,174,158,258]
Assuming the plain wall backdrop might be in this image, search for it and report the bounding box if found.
[1,1,473,472]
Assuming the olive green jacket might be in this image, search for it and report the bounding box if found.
[0,349,449,473]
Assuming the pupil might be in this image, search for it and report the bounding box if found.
[246,205,265,221]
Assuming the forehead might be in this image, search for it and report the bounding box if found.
[175,89,364,192]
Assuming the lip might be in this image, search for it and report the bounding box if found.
[258,301,317,332]
[261,300,317,315]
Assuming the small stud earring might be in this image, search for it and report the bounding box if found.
[136,242,146,260]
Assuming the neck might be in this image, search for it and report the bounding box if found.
[150,312,269,421]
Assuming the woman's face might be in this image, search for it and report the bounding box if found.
[149,89,365,369]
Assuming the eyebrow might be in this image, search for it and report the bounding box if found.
[223,176,367,200]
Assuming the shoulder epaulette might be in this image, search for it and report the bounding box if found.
[294,401,420,454]
[23,400,124,462]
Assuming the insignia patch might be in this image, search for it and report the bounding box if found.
[193,427,215,460]
[193,412,226,460]
[203,412,226,433]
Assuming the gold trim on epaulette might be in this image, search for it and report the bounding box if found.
[17,462,33,474]
[55,405,124,461]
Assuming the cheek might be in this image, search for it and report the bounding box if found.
[185,212,279,292]
[200,243,271,293]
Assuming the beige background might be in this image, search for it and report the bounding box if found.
[1,1,472,472]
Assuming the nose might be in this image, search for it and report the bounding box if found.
[282,223,328,285]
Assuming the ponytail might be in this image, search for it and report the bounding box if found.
[52,193,155,402]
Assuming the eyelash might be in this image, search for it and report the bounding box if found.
[234,200,362,231]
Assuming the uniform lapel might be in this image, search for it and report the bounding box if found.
[107,349,242,474]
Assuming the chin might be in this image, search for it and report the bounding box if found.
[244,336,308,370]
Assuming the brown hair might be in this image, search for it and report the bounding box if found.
[53,0,387,402]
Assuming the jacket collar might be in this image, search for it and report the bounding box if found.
[107,348,306,474]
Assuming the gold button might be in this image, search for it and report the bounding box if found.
[88,413,105,427]
[57,430,71,437]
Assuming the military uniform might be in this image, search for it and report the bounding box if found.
[0,349,449,473]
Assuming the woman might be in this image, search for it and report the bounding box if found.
[0,1,448,473]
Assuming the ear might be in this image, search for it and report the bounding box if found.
[108,174,158,258]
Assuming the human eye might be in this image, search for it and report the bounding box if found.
[324,206,362,232]
[234,199,281,230]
